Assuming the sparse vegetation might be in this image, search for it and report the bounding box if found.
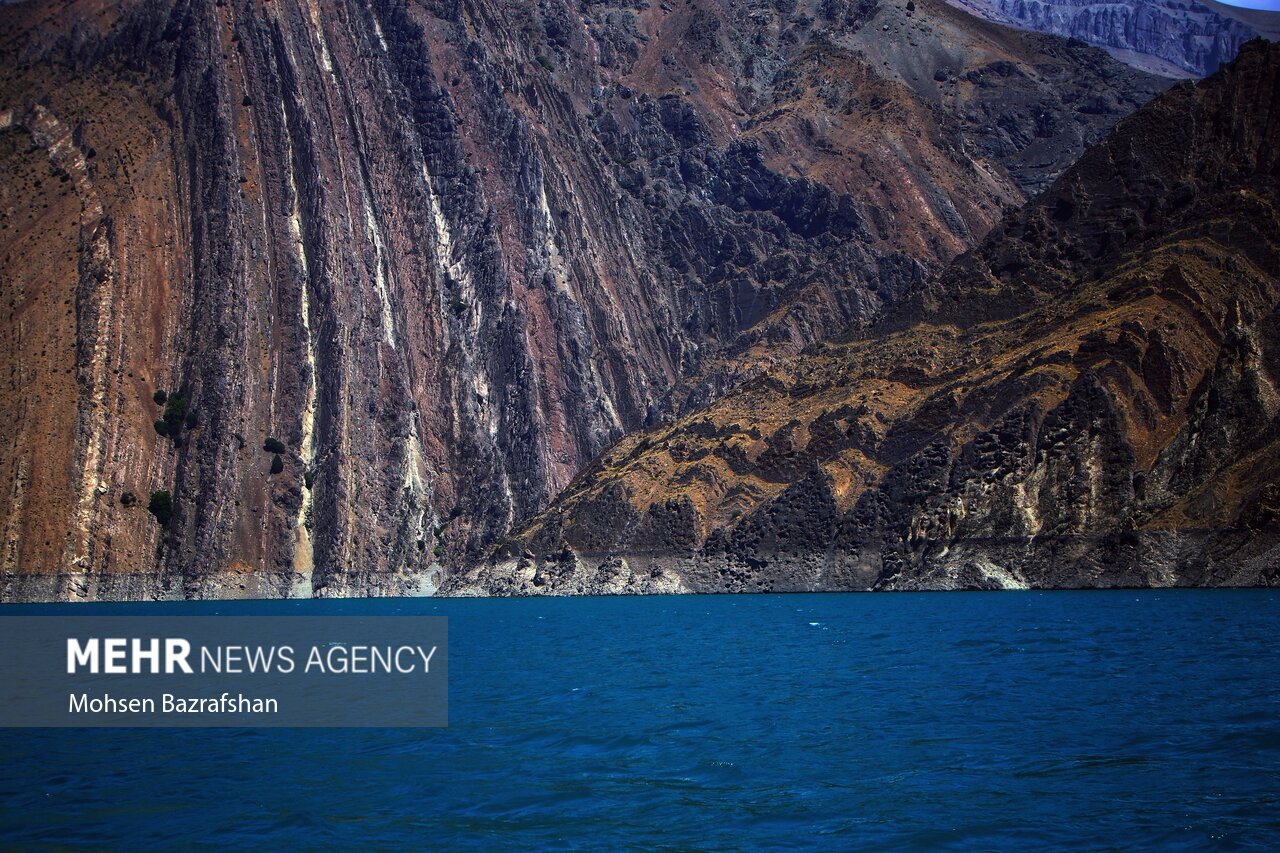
[148,490,173,526]
[152,390,195,446]
[264,437,287,454]
[120,491,137,507]
[535,54,555,72]
[163,394,187,424]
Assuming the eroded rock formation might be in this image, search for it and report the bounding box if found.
[946,0,1263,77]
[448,40,1280,595]
[0,0,1166,599]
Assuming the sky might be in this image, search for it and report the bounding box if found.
[1213,0,1280,10]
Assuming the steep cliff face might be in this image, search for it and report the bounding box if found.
[946,0,1264,77]
[449,41,1280,595]
[0,0,1165,599]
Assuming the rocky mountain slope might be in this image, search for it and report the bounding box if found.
[0,0,1165,600]
[945,0,1265,77]
[447,40,1280,595]
[1201,0,1280,41]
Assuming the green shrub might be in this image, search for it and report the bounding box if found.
[163,394,187,422]
[120,491,137,507]
[148,490,173,526]
[263,437,287,454]
[433,545,444,559]
[270,454,284,475]
[184,411,198,429]
[535,54,554,72]
[154,393,190,444]
[153,389,167,405]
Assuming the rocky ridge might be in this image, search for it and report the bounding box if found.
[946,0,1265,77]
[445,40,1280,595]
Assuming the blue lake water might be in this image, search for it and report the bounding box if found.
[2,590,1279,850]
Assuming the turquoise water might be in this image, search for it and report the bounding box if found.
[2,590,1279,850]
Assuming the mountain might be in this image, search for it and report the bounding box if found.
[945,0,1265,77]
[1201,0,1280,39]
[446,40,1280,595]
[0,0,1166,600]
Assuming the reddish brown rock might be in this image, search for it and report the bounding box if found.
[0,0,1164,599]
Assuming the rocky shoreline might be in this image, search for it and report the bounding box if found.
[441,528,1279,596]
[8,524,1273,602]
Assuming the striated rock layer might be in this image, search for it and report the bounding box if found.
[447,41,1280,596]
[0,0,1164,599]
[945,0,1266,77]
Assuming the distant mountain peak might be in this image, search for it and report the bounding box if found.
[945,0,1271,76]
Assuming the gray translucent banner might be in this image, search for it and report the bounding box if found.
[0,616,447,727]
